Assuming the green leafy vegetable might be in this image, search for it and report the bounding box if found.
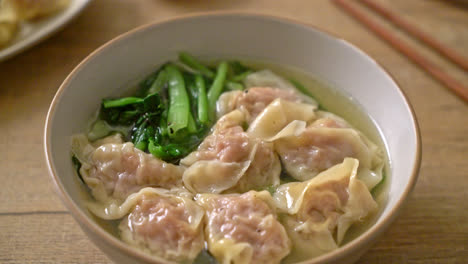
[193,250,219,264]
[225,81,244,91]
[279,166,297,184]
[289,79,317,101]
[102,97,143,108]
[195,75,209,124]
[131,119,154,151]
[207,61,228,120]
[135,70,160,97]
[231,70,252,82]
[228,61,250,76]
[72,155,84,184]
[179,52,215,78]
[187,112,197,134]
[147,69,168,95]
[88,120,113,141]
[100,93,162,126]
[148,128,208,163]
[265,185,277,195]
[91,52,247,163]
[371,170,386,196]
[166,64,192,137]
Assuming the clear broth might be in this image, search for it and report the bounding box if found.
[80,60,390,263]
[244,61,390,250]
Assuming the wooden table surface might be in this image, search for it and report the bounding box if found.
[1,0,467,263]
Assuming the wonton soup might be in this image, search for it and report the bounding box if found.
[71,53,388,264]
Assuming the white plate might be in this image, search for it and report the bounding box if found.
[0,0,91,62]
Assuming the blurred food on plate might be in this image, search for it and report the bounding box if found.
[0,0,70,48]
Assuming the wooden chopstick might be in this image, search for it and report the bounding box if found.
[334,0,468,103]
[360,0,468,72]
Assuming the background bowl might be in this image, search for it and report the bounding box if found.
[44,13,421,264]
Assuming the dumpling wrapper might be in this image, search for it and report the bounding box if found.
[182,158,253,194]
[71,134,184,218]
[243,69,318,107]
[273,110,384,187]
[273,158,378,262]
[181,110,254,194]
[216,85,314,123]
[216,90,242,119]
[247,98,316,140]
[275,127,372,181]
[196,191,291,264]
[117,187,205,262]
[310,111,385,189]
[225,140,281,193]
[181,110,281,194]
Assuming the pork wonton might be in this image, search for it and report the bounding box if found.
[71,134,183,215]
[217,86,311,123]
[196,191,291,264]
[273,158,377,262]
[118,188,205,262]
[181,110,281,193]
[273,111,384,184]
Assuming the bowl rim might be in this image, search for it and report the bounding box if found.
[44,11,421,264]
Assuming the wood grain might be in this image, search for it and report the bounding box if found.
[359,0,468,72]
[0,0,467,263]
[334,0,468,102]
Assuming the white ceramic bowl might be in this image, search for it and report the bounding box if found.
[44,13,421,264]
